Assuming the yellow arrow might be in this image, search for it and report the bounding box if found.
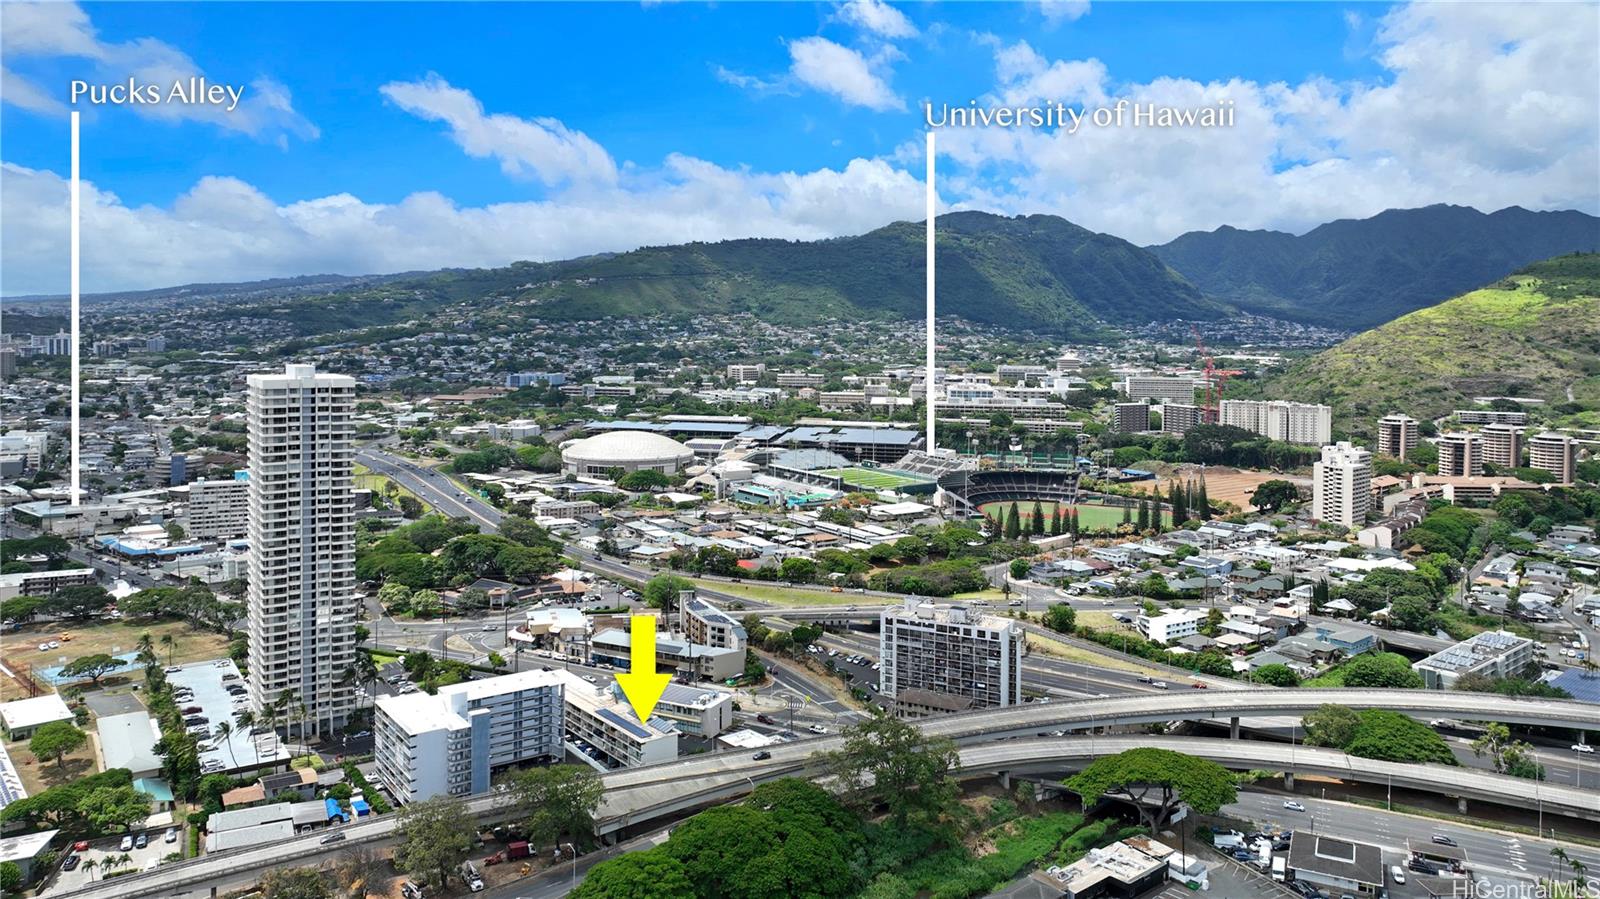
[615,615,672,722]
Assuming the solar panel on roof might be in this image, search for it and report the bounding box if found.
[597,707,653,740]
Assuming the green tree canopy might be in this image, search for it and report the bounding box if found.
[500,765,604,853]
[823,716,959,828]
[643,574,694,609]
[1339,652,1425,689]
[1252,663,1300,688]
[1302,704,1361,748]
[29,721,87,769]
[393,795,476,891]
[570,849,695,899]
[1064,748,1237,833]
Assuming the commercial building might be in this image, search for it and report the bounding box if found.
[1219,399,1333,446]
[1435,432,1483,477]
[504,371,567,388]
[1036,837,1176,899]
[776,372,826,388]
[1161,403,1203,436]
[1312,442,1372,529]
[1415,630,1536,690]
[1122,376,1199,406]
[1286,833,1383,899]
[561,431,695,478]
[0,568,97,601]
[1529,432,1579,483]
[1479,423,1524,469]
[245,363,359,737]
[879,602,1024,711]
[182,475,250,539]
[1112,403,1150,433]
[0,432,48,468]
[679,594,746,652]
[590,628,744,683]
[1136,608,1206,645]
[1376,414,1419,460]
[373,669,565,804]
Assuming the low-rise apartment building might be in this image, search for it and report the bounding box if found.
[1414,630,1536,690]
[1136,608,1206,645]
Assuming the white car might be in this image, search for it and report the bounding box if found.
[808,724,828,734]
[1282,801,1306,812]
[1573,743,1595,754]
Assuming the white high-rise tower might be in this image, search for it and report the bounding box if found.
[1312,441,1372,529]
[246,363,358,736]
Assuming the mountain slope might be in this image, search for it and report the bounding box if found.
[1251,254,1600,434]
[1150,205,1600,329]
[517,211,1225,333]
[164,212,1225,340]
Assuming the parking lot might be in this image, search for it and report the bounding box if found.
[48,828,182,892]
[166,660,289,773]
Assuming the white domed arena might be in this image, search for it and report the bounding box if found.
[561,430,695,477]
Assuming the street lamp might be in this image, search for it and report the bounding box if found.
[563,842,577,892]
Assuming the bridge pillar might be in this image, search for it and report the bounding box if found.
[999,770,1012,790]
[1229,717,1240,740]
[1284,772,1294,790]
[1457,797,1468,815]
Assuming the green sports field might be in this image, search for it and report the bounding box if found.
[814,467,928,491]
[978,500,1169,531]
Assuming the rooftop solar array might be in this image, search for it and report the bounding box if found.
[597,706,653,740]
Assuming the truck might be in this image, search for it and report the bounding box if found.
[506,840,530,860]
[1272,857,1287,882]
[1254,839,1272,869]
[1212,830,1245,850]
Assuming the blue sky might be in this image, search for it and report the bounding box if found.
[1,1,1595,294]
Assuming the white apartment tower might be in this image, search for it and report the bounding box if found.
[1528,432,1578,483]
[1219,399,1333,446]
[1312,442,1372,529]
[879,603,1023,711]
[246,364,358,737]
[1479,423,1524,469]
[1435,432,1483,477]
[1376,414,1419,460]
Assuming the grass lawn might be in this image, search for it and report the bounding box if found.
[978,501,1169,531]
[365,649,402,667]
[690,579,895,608]
[1072,610,1121,631]
[353,462,429,510]
[813,467,928,491]
[1025,630,1165,675]
[7,731,100,798]
[4,618,230,685]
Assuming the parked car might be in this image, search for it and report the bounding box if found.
[62,855,81,872]
[120,835,134,851]
[181,705,202,715]
[756,714,774,725]
[135,833,148,849]
[1390,865,1406,884]
[808,724,828,734]
[1573,743,1595,754]
[165,827,178,843]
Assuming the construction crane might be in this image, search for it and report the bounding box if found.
[1191,326,1244,423]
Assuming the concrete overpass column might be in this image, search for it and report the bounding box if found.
[1284,773,1294,790]
[999,770,1011,790]
[1457,797,1468,815]
[1230,717,1240,740]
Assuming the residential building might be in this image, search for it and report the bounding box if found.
[879,602,1024,711]
[1376,413,1419,460]
[183,475,250,539]
[373,669,565,804]
[1219,399,1332,446]
[561,675,679,769]
[776,371,826,388]
[679,594,747,652]
[1436,432,1483,477]
[1414,630,1536,690]
[0,568,97,601]
[590,628,743,682]
[43,331,71,356]
[1161,403,1203,435]
[504,371,567,388]
[0,432,48,468]
[1312,442,1372,529]
[725,363,766,382]
[245,363,359,736]
[1136,608,1206,645]
[1480,423,1524,469]
[1122,376,1199,406]
[650,681,735,737]
[1529,432,1578,483]
[1456,409,1528,426]
[1113,403,1150,433]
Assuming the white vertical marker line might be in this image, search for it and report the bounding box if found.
[925,129,936,452]
[71,110,81,507]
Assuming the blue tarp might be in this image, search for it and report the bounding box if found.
[351,799,371,817]
[325,797,349,822]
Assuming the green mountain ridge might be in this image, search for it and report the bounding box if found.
[1250,253,1600,436]
[1150,205,1600,329]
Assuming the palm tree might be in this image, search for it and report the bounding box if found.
[234,709,260,767]
[136,633,156,665]
[81,858,98,882]
[212,721,238,771]
[160,633,177,666]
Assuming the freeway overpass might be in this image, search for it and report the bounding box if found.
[55,689,1600,899]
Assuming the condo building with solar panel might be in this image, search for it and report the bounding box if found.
[1413,630,1536,690]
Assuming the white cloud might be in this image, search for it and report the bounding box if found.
[0,152,929,295]
[1,2,316,142]
[836,0,919,39]
[787,36,904,111]
[380,74,618,187]
[933,3,1598,244]
[1036,0,1090,26]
